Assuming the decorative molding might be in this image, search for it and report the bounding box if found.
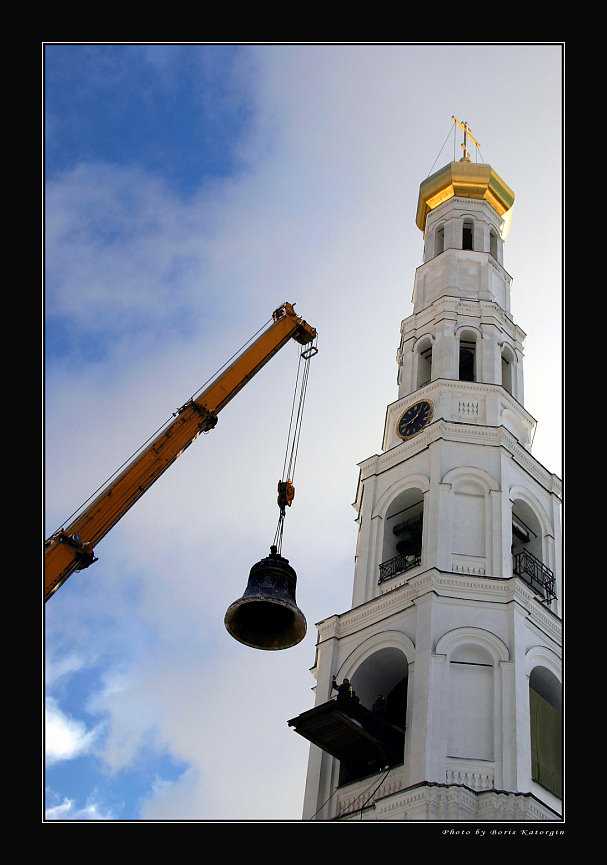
[400,295,522,343]
[433,571,512,599]
[446,766,494,791]
[337,766,405,818]
[334,781,562,822]
[525,644,562,682]
[436,626,510,663]
[452,555,487,576]
[458,399,480,417]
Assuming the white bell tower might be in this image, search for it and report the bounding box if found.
[289,136,563,822]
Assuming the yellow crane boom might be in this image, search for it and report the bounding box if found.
[45,302,317,601]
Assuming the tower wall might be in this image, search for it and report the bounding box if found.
[295,161,562,823]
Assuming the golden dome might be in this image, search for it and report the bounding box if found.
[416,161,515,235]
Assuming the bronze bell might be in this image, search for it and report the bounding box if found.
[224,546,307,650]
[394,517,422,555]
[395,532,420,555]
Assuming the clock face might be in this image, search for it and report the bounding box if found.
[396,399,434,441]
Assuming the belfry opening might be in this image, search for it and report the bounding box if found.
[289,648,408,787]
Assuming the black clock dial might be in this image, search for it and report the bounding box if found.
[396,399,433,440]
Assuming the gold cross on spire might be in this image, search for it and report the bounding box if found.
[452,116,480,162]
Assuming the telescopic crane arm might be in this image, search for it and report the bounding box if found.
[45,302,317,602]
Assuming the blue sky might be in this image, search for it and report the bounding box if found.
[45,45,248,192]
[44,43,563,822]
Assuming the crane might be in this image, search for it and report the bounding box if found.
[45,302,317,602]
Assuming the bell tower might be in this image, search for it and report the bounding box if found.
[288,134,563,822]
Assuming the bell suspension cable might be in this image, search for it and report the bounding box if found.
[281,347,304,482]
[273,339,316,554]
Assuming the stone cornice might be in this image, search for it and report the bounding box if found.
[316,573,424,641]
[425,194,508,230]
[358,394,561,499]
[401,294,523,341]
[366,782,562,822]
[316,568,562,647]
[512,578,563,645]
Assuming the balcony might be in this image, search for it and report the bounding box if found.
[288,697,405,782]
[379,551,421,584]
[379,548,556,604]
[513,548,555,603]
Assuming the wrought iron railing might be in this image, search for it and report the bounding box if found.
[513,549,555,603]
[379,551,421,583]
[379,547,556,602]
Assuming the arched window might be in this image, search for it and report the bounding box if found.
[501,344,515,395]
[379,488,424,583]
[435,225,444,256]
[289,640,411,803]
[416,336,433,388]
[529,666,562,798]
[462,219,474,250]
[458,330,477,382]
[511,498,555,603]
[340,647,408,785]
[511,499,542,560]
[489,229,498,260]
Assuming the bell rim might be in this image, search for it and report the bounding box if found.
[224,597,307,650]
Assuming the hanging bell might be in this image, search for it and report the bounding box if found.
[394,517,422,556]
[224,546,307,650]
[395,535,420,556]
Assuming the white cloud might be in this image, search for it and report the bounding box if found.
[45,790,116,821]
[45,653,87,688]
[89,644,312,820]
[45,697,101,765]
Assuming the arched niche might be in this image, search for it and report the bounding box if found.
[442,467,499,566]
[436,626,510,664]
[436,627,509,762]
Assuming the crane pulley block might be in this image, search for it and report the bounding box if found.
[277,480,295,512]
